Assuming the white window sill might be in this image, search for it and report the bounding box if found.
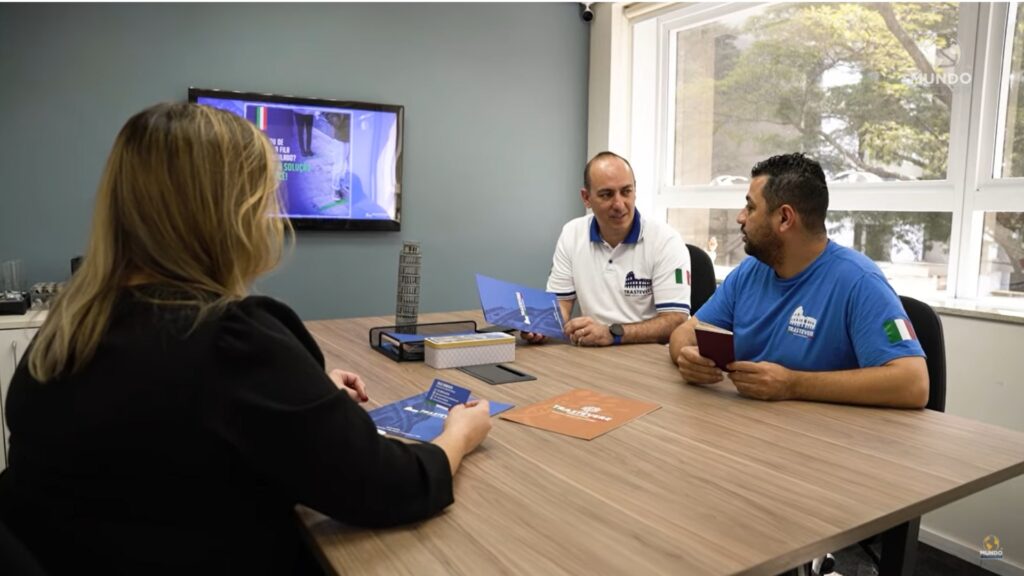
[925,299,1024,326]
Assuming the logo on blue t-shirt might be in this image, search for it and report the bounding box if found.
[623,271,653,297]
[787,306,817,339]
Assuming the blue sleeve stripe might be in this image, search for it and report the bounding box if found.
[554,291,576,300]
[656,302,691,312]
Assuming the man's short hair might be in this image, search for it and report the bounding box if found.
[750,153,829,234]
[584,151,635,191]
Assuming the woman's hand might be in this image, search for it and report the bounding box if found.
[328,369,369,403]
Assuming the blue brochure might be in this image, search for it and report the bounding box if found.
[475,274,566,340]
[382,331,427,343]
[425,379,471,408]
[369,390,515,442]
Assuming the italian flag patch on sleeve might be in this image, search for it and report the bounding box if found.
[883,318,917,343]
[675,268,690,285]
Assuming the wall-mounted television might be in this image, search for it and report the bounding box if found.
[189,87,403,231]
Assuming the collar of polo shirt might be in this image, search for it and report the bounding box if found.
[589,210,643,245]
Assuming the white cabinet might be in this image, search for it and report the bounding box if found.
[0,313,45,471]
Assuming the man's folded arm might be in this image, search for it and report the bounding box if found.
[623,311,688,345]
[786,355,929,408]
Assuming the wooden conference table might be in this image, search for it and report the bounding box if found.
[298,311,1024,575]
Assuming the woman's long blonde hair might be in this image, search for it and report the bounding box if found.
[29,103,290,382]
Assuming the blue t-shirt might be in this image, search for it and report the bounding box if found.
[696,241,924,371]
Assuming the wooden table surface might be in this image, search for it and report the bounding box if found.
[298,312,1024,575]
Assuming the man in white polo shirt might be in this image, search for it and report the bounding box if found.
[525,151,691,346]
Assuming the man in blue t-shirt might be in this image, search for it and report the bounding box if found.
[668,153,928,408]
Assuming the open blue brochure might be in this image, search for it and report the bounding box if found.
[475,274,566,340]
[369,390,515,442]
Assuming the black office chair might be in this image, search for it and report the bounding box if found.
[686,244,717,316]
[899,295,946,412]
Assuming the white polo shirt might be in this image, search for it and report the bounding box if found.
[546,210,691,326]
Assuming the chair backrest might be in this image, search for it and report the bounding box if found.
[686,244,717,316]
[899,295,946,412]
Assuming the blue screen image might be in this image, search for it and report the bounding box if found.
[196,96,400,223]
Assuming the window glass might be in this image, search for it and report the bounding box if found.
[979,212,1024,296]
[667,208,745,268]
[667,208,951,299]
[998,5,1024,178]
[673,3,959,186]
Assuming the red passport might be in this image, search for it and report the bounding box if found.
[694,323,734,371]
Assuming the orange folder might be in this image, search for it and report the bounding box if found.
[500,389,660,440]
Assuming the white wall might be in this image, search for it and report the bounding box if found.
[587,3,631,160]
[921,313,1024,575]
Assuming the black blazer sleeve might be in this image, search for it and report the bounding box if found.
[205,297,454,527]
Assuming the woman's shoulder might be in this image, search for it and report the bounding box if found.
[111,287,322,366]
[228,295,305,331]
[119,288,303,339]
[202,296,327,396]
[217,296,321,361]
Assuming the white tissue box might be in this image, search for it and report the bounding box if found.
[424,332,516,369]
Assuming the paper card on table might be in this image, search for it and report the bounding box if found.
[425,379,471,408]
[475,274,566,340]
[694,322,735,371]
[369,392,514,442]
[499,389,659,440]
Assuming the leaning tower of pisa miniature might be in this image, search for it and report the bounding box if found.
[395,241,421,331]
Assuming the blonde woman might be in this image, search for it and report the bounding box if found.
[0,103,491,574]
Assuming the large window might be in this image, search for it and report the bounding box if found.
[634,2,1024,306]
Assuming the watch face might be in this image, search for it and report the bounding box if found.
[610,323,625,337]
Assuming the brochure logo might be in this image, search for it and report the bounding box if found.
[980,534,1004,560]
[403,405,448,419]
[515,291,531,325]
[552,404,612,422]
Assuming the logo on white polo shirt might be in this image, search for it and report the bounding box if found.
[787,306,817,339]
[623,271,653,297]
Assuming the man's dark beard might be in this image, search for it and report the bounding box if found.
[743,229,783,268]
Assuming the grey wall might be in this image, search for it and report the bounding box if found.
[0,3,589,320]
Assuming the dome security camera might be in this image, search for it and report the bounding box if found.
[581,3,594,22]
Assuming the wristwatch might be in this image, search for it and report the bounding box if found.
[609,323,624,346]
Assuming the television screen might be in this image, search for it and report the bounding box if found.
[189,87,402,231]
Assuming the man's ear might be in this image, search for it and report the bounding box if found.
[580,188,592,209]
[778,204,797,232]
